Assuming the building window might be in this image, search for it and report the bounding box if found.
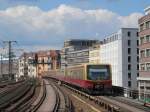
[146,63,150,71]
[146,87,150,90]
[137,73,139,77]
[140,64,145,71]
[127,31,131,37]
[140,86,144,89]
[140,50,145,58]
[146,49,150,57]
[128,56,131,63]
[137,48,139,54]
[140,37,145,44]
[137,40,139,46]
[146,21,150,29]
[128,48,131,54]
[137,32,139,37]
[128,81,131,87]
[128,73,131,79]
[128,40,131,46]
[128,64,131,70]
[137,64,139,70]
[146,35,150,43]
[137,56,139,62]
[140,24,144,31]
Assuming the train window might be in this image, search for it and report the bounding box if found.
[87,65,110,80]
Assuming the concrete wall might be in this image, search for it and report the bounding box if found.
[100,28,138,91]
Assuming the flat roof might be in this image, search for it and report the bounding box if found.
[144,6,150,15]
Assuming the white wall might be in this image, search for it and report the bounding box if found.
[100,28,138,90]
[100,38,123,87]
[28,64,37,78]
[18,58,24,78]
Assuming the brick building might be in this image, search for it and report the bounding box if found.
[138,7,150,102]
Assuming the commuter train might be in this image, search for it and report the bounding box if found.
[45,64,112,94]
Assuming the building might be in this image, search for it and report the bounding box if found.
[99,28,139,97]
[0,59,18,81]
[61,39,99,69]
[89,43,101,64]
[18,52,36,78]
[37,50,61,76]
[138,7,150,102]
[18,50,61,78]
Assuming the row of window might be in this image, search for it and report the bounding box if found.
[140,35,150,44]
[128,72,139,80]
[140,21,150,31]
[103,34,119,44]
[140,49,150,58]
[128,56,139,63]
[90,52,99,57]
[128,40,139,46]
[127,31,138,37]
[103,31,138,44]
[127,64,139,71]
[68,58,89,63]
[140,63,150,71]
[127,48,139,55]
[68,51,89,58]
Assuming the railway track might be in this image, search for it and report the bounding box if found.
[68,85,149,112]
[0,78,47,112]
[46,77,149,112]
[0,80,25,97]
[0,81,32,111]
[25,80,47,112]
[47,79,73,112]
[0,80,25,89]
[107,96,150,112]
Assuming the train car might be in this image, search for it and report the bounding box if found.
[63,64,112,94]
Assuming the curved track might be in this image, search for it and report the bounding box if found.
[45,77,149,112]
[47,79,73,112]
[26,78,72,112]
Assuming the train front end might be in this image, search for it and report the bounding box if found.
[86,64,112,94]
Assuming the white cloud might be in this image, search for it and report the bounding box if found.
[0,4,143,51]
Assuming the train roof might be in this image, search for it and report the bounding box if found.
[67,63,111,68]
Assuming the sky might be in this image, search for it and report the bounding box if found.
[0,0,149,52]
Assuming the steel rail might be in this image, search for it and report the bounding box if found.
[45,77,148,112]
[47,78,72,112]
[29,80,47,112]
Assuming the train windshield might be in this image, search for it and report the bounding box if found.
[87,65,110,80]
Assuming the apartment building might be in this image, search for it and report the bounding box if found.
[138,7,150,102]
[37,50,61,76]
[18,52,36,78]
[19,50,61,78]
[61,39,99,69]
[100,28,139,97]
